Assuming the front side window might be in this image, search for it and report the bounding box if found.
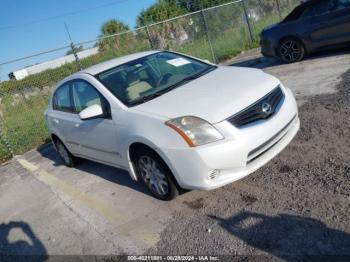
[304,0,349,16]
[71,80,102,113]
[53,84,73,112]
[96,51,216,106]
[283,0,349,22]
[311,0,338,14]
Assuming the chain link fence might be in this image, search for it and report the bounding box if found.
[0,0,299,162]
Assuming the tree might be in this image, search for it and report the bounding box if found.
[177,0,233,12]
[176,0,243,40]
[101,19,129,35]
[97,19,134,52]
[136,0,188,49]
[136,0,186,27]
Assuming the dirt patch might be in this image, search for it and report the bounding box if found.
[240,194,258,206]
[278,165,292,173]
[183,198,205,209]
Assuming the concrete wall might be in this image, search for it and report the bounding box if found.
[9,47,99,80]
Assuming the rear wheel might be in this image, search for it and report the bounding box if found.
[55,139,79,167]
[134,147,179,200]
[278,38,305,63]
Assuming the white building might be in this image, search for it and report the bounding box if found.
[9,47,99,80]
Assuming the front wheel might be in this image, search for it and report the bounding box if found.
[134,148,179,200]
[55,139,79,167]
[278,38,305,63]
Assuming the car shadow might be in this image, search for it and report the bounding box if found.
[0,221,48,261]
[229,47,350,69]
[36,143,152,197]
[210,211,350,260]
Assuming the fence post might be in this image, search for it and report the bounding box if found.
[241,0,254,45]
[201,9,216,63]
[275,0,282,21]
[145,25,154,49]
[70,42,83,70]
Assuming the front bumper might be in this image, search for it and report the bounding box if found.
[260,37,278,57]
[158,87,299,190]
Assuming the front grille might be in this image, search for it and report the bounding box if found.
[229,86,284,127]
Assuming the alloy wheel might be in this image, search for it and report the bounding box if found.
[138,155,169,197]
[279,40,303,63]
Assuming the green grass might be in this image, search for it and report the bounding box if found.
[0,94,49,161]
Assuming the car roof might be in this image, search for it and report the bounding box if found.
[80,50,160,76]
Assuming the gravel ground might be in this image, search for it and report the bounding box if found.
[150,69,350,259]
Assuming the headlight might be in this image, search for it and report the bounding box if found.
[165,116,224,147]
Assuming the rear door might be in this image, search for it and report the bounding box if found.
[309,0,350,47]
[49,82,77,153]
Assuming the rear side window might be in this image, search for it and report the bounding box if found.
[53,84,74,112]
[282,0,347,22]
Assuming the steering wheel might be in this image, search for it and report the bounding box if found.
[157,73,173,87]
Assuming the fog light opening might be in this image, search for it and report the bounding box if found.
[207,169,220,180]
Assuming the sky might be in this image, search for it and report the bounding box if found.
[0,0,156,81]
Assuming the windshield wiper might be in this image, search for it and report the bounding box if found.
[128,93,163,106]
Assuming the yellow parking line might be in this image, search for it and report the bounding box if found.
[16,157,159,247]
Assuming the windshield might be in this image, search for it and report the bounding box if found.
[96,51,216,106]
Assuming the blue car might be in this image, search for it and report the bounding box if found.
[260,0,350,62]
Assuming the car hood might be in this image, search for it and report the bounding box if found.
[132,66,280,124]
[261,23,279,33]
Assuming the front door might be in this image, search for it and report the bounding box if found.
[68,79,122,166]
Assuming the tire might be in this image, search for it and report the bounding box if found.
[278,38,305,63]
[54,139,79,167]
[133,147,179,200]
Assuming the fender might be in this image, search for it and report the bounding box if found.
[125,136,181,184]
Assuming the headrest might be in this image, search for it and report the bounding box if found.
[127,71,139,86]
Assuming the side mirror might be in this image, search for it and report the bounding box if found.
[79,104,104,120]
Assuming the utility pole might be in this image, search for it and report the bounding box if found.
[64,22,83,70]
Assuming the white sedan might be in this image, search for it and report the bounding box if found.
[45,51,299,200]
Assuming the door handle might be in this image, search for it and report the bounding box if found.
[74,123,80,128]
[53,119,59,124]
